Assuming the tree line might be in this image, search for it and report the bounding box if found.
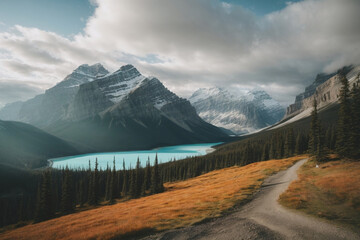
[0,155,163,226]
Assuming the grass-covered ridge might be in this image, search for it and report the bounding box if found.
[0,155,306,240]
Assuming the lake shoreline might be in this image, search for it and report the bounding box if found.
[49,142,222,170]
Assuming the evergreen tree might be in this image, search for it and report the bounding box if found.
[308,99,324,161]
[35,171,54,221]
[87,160,92,203]
[129,170,136,198]
[316,124,325,161]
[105,165,111,201]
[309,99,319,155]
[141,158,151,196]
[89,158,99,205]
[330,125,337,150]
[134,157,142,198]
[78,179,85,207]
[350,82,360,158]
[284,128,295,157]
[325,126,332,150]
[295,133,301,155]
[108,159,116,204]
[61,167,74,214]
[336,73,352,157]
[122,160,128,197]
[151,154,164,194]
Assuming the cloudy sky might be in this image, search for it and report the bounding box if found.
[0,0,359,107]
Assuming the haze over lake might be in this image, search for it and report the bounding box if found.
[51,142,222,170]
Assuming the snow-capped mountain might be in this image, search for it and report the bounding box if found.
[189,87,285,134]
[0,63,227,152]
[0,63,109,127]
[57,64,227,151]
[67,64,151,120]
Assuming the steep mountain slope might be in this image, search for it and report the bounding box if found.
[285,66,355,119]
[66,64,145,120]
[0,120,78,169]
[46,65,228,151]
[0,63,109,127]
[276,65,360,129]
[189,87,285,134]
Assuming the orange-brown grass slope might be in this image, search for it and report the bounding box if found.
[279,158,360,228]
[1,155,306,240]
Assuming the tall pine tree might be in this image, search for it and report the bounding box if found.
[141,158,151,196]
[122,159,128,197]
[308,99,324,161]
[151,154,164,194]
[35,171,54,221]
[108,158,117,204]
[336,73,352,157]
[88,158,99,205]
[350,82,360,158]
[61,167,74,214]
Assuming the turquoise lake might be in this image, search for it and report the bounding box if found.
[50,142,222,170]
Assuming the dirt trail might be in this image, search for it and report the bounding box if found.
[142,159,360,240]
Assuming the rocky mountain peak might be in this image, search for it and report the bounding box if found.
[54,63,109,90]
[74,63,109,77]
[190,87,225,103]
[106,64,141,80]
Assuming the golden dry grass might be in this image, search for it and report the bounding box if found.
[0,156,305,240]
[279,157,360,228]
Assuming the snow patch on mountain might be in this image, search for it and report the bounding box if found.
[189,87,285,134]
[106,75,147,103]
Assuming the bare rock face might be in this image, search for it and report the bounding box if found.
[67,64,147,120]
[189,87,285,134]
[285,65,360,119]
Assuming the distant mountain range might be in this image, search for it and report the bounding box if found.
[189,87,285,134]
[0,64,227,153]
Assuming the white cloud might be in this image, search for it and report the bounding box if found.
[0,0,359,106]
[0,80,44,105]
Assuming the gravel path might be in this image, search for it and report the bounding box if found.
[141,159,360,240]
